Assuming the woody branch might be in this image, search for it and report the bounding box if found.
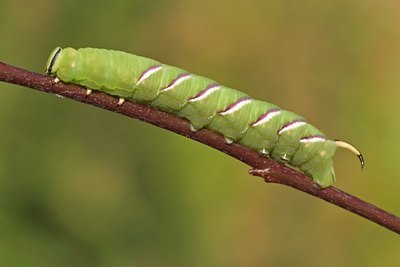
[0,61,399,234]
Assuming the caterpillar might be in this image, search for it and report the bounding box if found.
[45,47,364,188]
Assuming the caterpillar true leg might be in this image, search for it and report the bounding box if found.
[52,77,60,84]
[117,98,125,106]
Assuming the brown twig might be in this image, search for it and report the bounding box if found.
[0,61,399,234]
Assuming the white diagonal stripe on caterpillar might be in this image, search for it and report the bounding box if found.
[188,83,221,103]
[300,136,327,143]
[135,65,163,86]
[278,120,307,135]
[251,108,281,127]
[219,97,252,116]
[160,73,191,93]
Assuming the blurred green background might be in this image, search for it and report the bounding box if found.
[1,0,399,266]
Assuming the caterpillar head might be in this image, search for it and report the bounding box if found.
[45,47,63,75]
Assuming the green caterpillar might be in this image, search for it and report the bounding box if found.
[45,47,364,188]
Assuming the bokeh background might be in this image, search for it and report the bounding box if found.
[1,0,399,266]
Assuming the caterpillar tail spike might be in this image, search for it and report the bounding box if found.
[335,140,364,170]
